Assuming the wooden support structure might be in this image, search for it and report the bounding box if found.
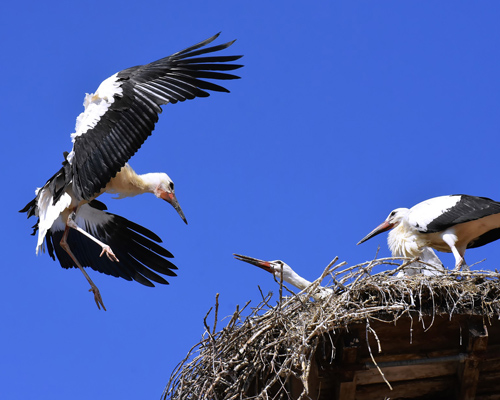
[458,322,489,400]
[335,335,360,400]
[303,314,500,400]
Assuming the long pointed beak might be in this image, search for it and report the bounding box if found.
[160,191,188,224]
[357,220,394,245]
[233,253,273,274]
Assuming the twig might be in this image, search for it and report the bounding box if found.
[366,318,393,390]
[163,257,500,400]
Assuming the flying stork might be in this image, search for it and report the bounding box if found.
[20,33,242,310]
[357,194,500,271]
[233,254,333,300]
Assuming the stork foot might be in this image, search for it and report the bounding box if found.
[453,258,469,272]
[89,285,106,311]
[100,245,119,262]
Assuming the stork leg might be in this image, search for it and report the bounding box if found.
[442,232,468,271]
[450,246,469,271]
[67,211,119,262]
[60,216,107,311]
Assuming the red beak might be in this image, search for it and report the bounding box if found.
[233,253,273,274]
[159,191,188,224]
[357,220,394,245]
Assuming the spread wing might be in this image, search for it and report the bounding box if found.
[46,202,178,287]
[69,33,243,200]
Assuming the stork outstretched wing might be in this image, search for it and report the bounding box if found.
[69,33,242,201]
[46,201,177,287]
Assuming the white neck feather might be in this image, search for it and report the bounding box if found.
[281,270,313,291]
[105,164,159,198]
[388,221,427,258]
[278,268,333,300]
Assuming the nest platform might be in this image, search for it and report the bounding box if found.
[163,257,500,400]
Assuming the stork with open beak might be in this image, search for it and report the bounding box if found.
[20,33,242,310]
[357,194,500,271]
[233,254,333,300]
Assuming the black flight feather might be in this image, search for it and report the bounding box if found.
[424,195,500,233]
[42,203,177,287]
[71,33,242,201]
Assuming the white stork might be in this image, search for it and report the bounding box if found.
[233,254,333,300]
[357,194,500,271]
[20,33,242,310]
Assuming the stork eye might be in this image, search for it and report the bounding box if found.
[169,182,174,191]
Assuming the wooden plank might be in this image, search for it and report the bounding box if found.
[355,376,455,400]
[458,322,489,400]
[338,381,356,400]
[310,315,500,399]
[478,346,500,372]
[357,348,462,365]
[335,335,359,400]
[477,370,500,398]
[305,355,321,400]
[476,394,500,400]
[356,360,458,385]
[348,316,467,368]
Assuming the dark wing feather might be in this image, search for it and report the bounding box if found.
[425,195,500,233]
[468,227,500,249]
[19,155,75,237]
[71,33,243,200]
[45,203,177,287]
[20,197,37,219]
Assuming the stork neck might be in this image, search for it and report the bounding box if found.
[137,173,163,193]
[105,165,159,198]
[281,271,312,291]
[280,269,333,300]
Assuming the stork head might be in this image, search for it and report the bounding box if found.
[233,254,293,280]
[153,173,188,224]
[357,208,407,245]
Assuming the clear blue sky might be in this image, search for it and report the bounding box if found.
[2,1,499,399]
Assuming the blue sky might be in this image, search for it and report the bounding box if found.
[2,1,499,399]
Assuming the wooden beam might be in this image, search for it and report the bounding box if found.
[338,381,356,400]
[336,335,360,400]
[357,359,458,385]
[457,322,489,400]
[356,376,455,400]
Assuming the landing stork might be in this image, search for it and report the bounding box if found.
[20,34,242,310]
[357,195,500,271]
[233,254,333,300]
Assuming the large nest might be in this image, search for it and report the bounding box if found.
[162,257,500,400]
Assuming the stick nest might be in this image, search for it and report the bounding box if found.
[162,257,500,400]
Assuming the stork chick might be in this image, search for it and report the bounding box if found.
[233,254,333,300]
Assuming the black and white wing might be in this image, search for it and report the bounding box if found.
[69,33,243,201]
[19,157,74,253]
[411,195,500,233]
[45,201,177,286]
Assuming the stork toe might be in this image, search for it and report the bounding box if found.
[89,286,106,311]
[100,245,119,262]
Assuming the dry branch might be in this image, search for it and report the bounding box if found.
[162,257,500,400]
